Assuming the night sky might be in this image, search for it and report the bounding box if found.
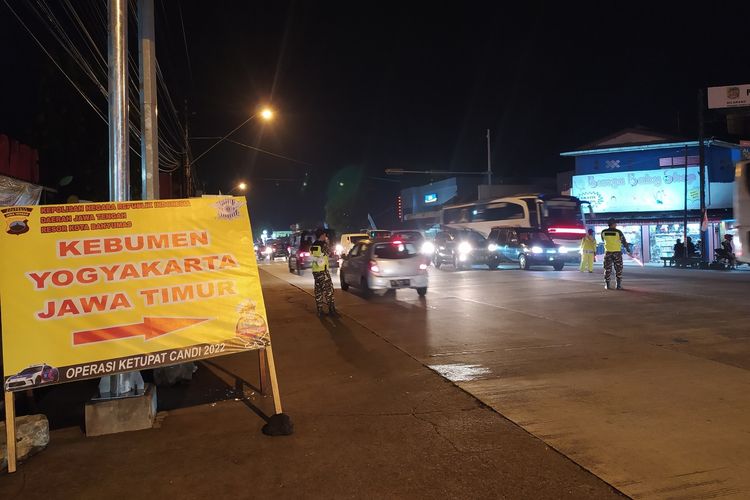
[2,2,750,232]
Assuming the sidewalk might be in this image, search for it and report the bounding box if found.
[0,271,623,499]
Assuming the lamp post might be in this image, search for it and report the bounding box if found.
[192,106,274,166]
[228,182,248,195]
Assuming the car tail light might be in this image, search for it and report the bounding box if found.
[547,226,586,235]
[369,260,380,273]
[419,263,428,270]
[299,251,310,257]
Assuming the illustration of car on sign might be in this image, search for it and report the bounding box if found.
[4,363,60,391]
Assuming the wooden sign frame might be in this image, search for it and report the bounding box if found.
[4,346,283,473]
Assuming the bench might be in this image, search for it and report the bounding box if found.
[661,256,702,268]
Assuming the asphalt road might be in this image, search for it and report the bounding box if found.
[263,259,750,500]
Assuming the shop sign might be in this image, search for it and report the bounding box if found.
[1,197,269,391]
[571,167,700,213]
[708,84,750,109]
[741,140,750,160]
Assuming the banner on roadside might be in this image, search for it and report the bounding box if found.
[0,197,269,391]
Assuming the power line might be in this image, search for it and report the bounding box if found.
[176,1,193,86]
[7,0,187,172]
[3,0,107,123]
[191,137,314,166]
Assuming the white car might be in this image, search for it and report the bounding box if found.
[340,238,429,296]
[4,363,59,391]
[338,233,369,256]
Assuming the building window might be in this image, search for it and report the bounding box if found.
[648,223,700,260]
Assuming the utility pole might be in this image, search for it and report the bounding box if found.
[104,0,144,398]
[683,146,688,258]
[486,129,492,186]
[108,0,129,202]
[138,0,159,200]
[698,89,707,261]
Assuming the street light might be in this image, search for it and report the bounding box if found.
[228,182,248,195]
[260,108,273,121]
[192,106,275,166]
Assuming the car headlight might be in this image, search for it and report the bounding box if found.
[335,244,344,254]
[531,246,543,254]
[264,248,273,254]
[558,246,568,253]
[421,241,435,255]
[487,243,498,251]
[458,242,472,254]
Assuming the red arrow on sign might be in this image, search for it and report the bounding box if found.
[73,317,210,345]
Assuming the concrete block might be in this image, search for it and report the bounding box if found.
[85,383,157,437]
[1,414,50,470]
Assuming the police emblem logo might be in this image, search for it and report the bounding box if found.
[1,207,33,235]
[727,87,740,99]
[213,197,245,220]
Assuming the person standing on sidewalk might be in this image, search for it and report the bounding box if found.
[601,218,631,290]
[579,228,596,273]
[311,228,338,317]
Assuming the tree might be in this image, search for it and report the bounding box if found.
[324,165,368,232]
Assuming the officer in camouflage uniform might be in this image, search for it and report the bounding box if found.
[601,218,631,290]
[311,228,337,316]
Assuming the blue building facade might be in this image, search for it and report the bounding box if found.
[561,130,741,263]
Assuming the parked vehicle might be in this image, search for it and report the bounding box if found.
[4,363,59,391]
[340,238,428,296]
[432,228,488,270]
[485,227,565,270]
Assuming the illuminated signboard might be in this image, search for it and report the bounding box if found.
[708,84,750,109]
[571,167,700,213]
[424,193,438,204]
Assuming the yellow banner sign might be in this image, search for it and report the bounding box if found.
[1,197,268,391]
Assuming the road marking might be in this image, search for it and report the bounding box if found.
[428,363,491,382]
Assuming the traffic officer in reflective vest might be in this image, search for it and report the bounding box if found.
[601,218,631,290]
[579,228,597,273]
[311,228,337,316]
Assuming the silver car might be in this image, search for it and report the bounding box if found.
[340,238,429,296]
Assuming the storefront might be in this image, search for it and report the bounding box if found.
[591,221,703,263]
[589,223,642,260]
[561,130,741,263]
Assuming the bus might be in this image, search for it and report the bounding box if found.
[734,160,749,263]
[440,194,592,253]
